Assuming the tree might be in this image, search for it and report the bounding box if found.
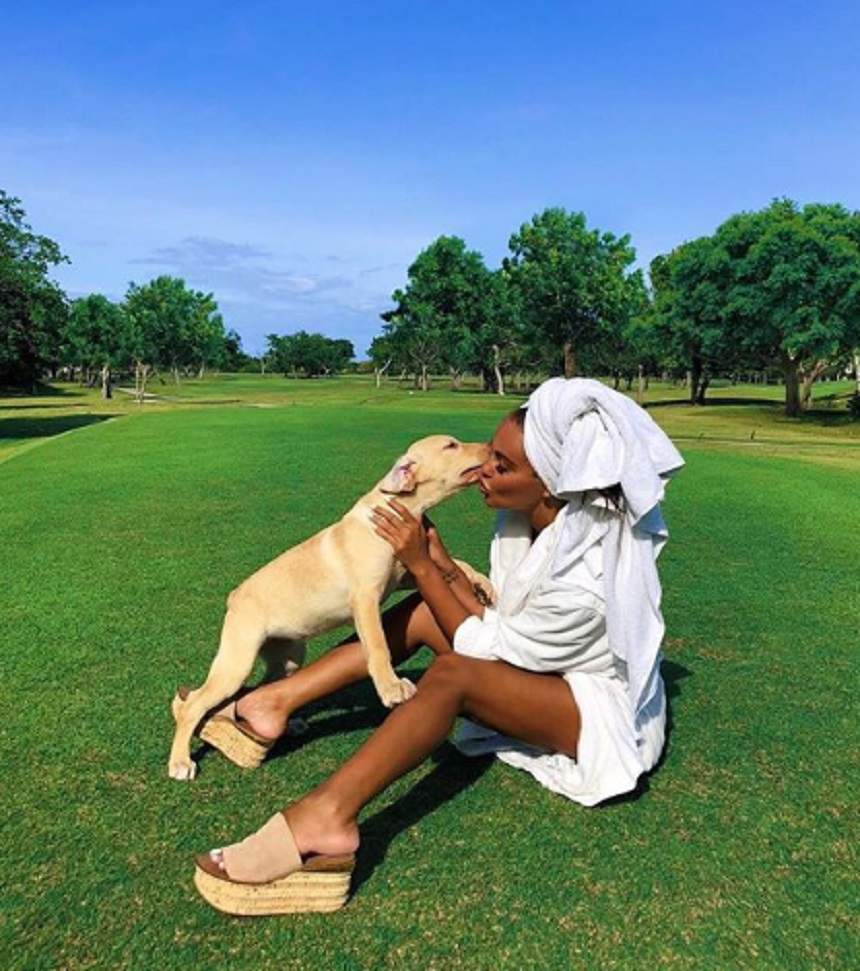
[0,190,69,389]
[265,331,354,377]
[123,276,227,399]
[655,199,860,415]
[185,290,226,377]
[504,208,637,378]
[222,329,250,371]
[381,236,494,391]
[64,294,129,399]
[368,333,397,388]
[583,270,654,393]
[650,239,743,404]
[719,199,860,415]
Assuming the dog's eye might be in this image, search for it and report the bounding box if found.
[444,441,458,449]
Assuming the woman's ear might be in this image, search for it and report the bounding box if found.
[379,456,418,494]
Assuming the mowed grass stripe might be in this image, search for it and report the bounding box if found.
[0,406,856,970]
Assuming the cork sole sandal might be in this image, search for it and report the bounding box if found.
[194,812,355,915]
[174,686,275,770]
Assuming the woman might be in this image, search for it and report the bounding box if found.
[193,377,684,915]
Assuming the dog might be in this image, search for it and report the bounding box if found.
[168,434,492,780]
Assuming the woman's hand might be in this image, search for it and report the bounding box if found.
[371,499,433,574]
[422,515,456,572]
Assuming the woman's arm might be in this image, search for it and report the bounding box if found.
[370,500,483,643]
[407,561,476,642]
[422,517,489,617]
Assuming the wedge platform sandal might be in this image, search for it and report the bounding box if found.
[194,812,355,916]
[173,686,275,770]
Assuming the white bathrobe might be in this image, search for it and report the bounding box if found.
[452,498,666,807]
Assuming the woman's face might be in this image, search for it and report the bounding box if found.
[477,416,549,510]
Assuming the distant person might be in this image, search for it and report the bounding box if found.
[192,377,684,915]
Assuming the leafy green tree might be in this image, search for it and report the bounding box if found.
[64,294,129,399]
[381,236,492,391]
[0,190,69,389]
[718,199,860,414]
[584,269,654,394]
[655,199,860,414]
[123,276,227,399]
[649,239,744,404]
[265,330,354,377]
[221,329,250,372]
[368,333,399,387]
[504,208,637,378]
[186,290,226,377]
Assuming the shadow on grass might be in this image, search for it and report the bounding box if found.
[645,396,784,409]
[0,381,78,398]
[192,654,690,878]
[353,742,494,891]
[0,412,117,443]
[0,402,89,410]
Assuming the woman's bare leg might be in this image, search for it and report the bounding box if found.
[234,593,452,739]
[278,655,580,859]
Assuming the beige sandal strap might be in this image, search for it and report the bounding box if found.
[221,812,302,884]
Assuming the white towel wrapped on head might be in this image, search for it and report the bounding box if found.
[521,377,684,732]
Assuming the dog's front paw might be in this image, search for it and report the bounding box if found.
[168,758,198,781]
[377,677,417,708]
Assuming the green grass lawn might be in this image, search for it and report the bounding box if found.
[0,383,857,969]
[2,374,858,466]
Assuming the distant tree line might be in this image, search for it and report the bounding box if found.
[0,189,354,400]
[4,187,860,417]
[373,202,860,416]
[263,331,355,377]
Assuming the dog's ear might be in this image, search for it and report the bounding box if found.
[379,455,418,494]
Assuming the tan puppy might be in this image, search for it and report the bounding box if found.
[168,434,492,780]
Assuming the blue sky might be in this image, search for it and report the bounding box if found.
[3,1,859,357]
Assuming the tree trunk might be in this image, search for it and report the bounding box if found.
[782,356,801,417]
[480,366,497,393]
[420,364,428,392]
[492,345,505,396]
[854,350,860,394]
[198,363,205,379]
[100,364,112,400]
[696,373,710,405]
[562,341,576,379]
[689,358,703,404]
[173,366,181,385]
[637,364,645,404]
[374,358,392,389]
[625,375,634,391]
[612,372,621,391]
[799,359,828,410]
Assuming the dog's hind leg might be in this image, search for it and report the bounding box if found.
[259,636,307,683]
[168,607,266,781]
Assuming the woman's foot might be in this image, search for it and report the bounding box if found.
[233,682,293,741]
[201,794,360,880]
[284,794,361,859]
